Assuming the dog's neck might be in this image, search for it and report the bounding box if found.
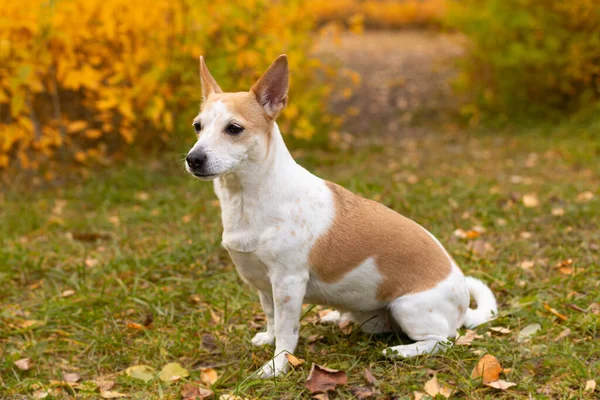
[214,123,302,251]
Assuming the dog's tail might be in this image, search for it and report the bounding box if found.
[463,276,498,328]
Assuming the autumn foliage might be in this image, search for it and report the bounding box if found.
[447,0,600,122]
[0,0,355,173]
[311,0,448,30]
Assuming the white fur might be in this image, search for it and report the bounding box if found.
[187,107,497,378]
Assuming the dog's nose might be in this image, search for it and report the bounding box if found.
[186,151,207,170]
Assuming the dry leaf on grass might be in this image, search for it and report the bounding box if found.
[351,386,375,399]
[456,330,483,346]
[517,323,541,341]
[522,194,540,207]
[62,372,81,383]
[585,380,596,393]
[96,380,115,391]
[364,368,377,385]
[307,334,324,343]
[159,362,189,383]
[551,207,565,216]
[554,328,571,341]
[200,368,219,386]
[338,320,353,335]
[424,376,453,398]
[305,364,348,394]
[125,365,155,382]
[61,289,75,297]
[485,379,516,390]
[101,391,128,398]
[519,260,535,270]
[471,354,502,383]
[14,358,32,371]
[489,327,511,334]
[285,354,305,367]
[543,303,568,321]
[576,191,595,203]
[181,382,214,399]
[413,391,426,400]
[126,322,145,331]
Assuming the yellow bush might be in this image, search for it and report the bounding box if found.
[311,0,448,30]
[0,0,351,172]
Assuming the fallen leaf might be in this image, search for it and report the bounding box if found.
[190,294,202,303]
[471,354,502,383]
[453,229,467,239]
[85,257,99,268]
[522,194,540,207]
[14,358,32,371]
[551,207,565,216]
[456,330,483,346]
[424,376,452,398]
[210,309,221,324]
[554,328,571,342]
[62,372,81,383]
[71,232,111,242]
[519,231,533,239]
[181,382,214,399]
[126,323,145,331]
[589,303,600,314]
[305,364,348,394]
[413,391,426,400]
[576,191,594,203]
[517,323,541,341]
[484,379,516,390]
[307,334,324,343]
[61,289,75,298]
[135,192,149,201]
[543,303,568,321]
[200,368,218,386]
[351,386,375,399]
[338,320,353,335]
[468,239,491,255]
[125,365,155,382]
[363,368,377,385]
[519,260,535,270]
[159,362,189,383]
[101,390,128,398]
[312,394,329,400]
[285,354,305,367]
[33,390,50,399]
[96,380,115,391]
[585,380,596,393]
[489,327,511,334]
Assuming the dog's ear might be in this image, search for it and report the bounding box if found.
[251,54,289,118]
[199,56,223,101]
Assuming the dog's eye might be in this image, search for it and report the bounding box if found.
[193,122,202,132]
[226,124,244,135]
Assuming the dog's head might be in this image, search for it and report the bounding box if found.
[185,55,289,180]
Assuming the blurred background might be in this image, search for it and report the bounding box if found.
[1,0,598,178]
[1,1,599,398]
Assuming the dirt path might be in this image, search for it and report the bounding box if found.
[316,30,465,137]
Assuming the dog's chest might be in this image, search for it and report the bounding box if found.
[227,249,271,292]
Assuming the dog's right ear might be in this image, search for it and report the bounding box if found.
[199,56,223,101]
[251,54,289,119]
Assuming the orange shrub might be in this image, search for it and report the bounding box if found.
[0,0,353,174]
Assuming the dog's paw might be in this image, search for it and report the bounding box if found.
[255,355,289,379]
[251,332,275,347]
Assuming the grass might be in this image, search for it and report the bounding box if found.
[1,126,599,399]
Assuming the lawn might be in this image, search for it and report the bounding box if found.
[1,123,598,399]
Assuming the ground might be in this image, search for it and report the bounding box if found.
[1,32,599,399]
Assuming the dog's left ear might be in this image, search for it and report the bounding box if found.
[251,54,289,118]
[200,56,223,101]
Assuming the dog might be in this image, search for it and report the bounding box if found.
[185,54,498,378]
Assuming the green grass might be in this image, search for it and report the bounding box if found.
[1,128,599,399]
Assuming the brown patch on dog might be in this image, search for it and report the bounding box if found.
[308,182,452,301]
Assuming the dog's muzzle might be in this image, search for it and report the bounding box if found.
[186,150,208,175]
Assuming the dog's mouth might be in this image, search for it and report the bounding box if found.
[191,171,218,180]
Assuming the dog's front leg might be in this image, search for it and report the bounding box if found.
[256,273,307,378]
[251,290,275,346]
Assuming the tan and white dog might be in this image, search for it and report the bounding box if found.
[185,55,498,378]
